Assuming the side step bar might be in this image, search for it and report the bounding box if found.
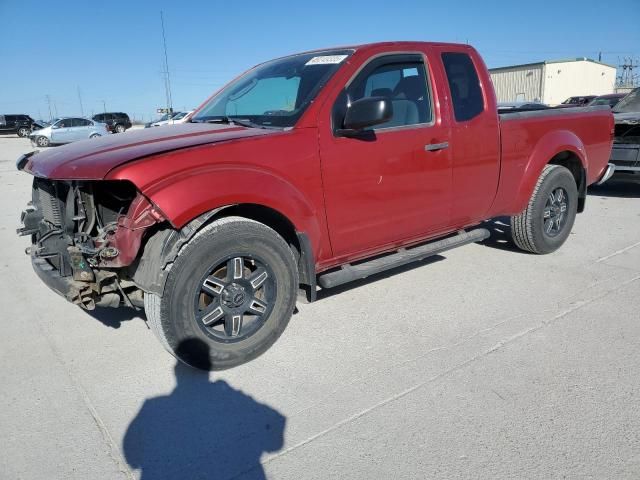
[318,228,490,289]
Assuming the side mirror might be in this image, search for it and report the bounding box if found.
[51,124,60,129]
[337,97,393,136]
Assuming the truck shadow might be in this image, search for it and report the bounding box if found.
[316,255,445,300]
[588,177,640,198]
[123,338,286,480]
[479,217,531,254]
[84,306,145,329]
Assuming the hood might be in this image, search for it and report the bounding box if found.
[614,112,640,124]
[24,123,275,180]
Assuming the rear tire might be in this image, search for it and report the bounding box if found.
[145,216,298,370]
[90,134,101,139]
[511,164,578,254]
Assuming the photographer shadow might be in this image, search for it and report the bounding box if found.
[123,338,286,480]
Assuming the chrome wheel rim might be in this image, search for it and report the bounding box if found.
[194,255,276,342]
[543,187,569,237]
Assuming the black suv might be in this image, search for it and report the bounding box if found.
[0,114,37,137]
[92,112,132,133]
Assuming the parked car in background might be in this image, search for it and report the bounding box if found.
[0,114,38,137]
[588,93,626,108]
[32,120,50,131]
[92,112,132,133]
[29,117,109,147]
[560,95,596,107]
[145,110,194,127]
[17,41,614,370]
[610,88,640,175]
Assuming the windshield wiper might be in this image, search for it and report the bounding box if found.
[199,116,264,129]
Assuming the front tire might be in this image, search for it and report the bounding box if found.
[35,136,50,147]
[114,124,126,133]
[90,134,101,139]
[511,164,578,254]
[17,127,30,137]
[145,216,298,370]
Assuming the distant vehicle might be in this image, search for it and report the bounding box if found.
[0,114,38,137]
[588,93,626,108]
[497,101,550,112]
[145,111,193,127]
[610,88,640,175]
[29,117,109,147]
[560,96,596,107]
[92,112,132,133]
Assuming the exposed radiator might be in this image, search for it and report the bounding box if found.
[35,179,63,226]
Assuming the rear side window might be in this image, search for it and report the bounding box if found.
[441,52,484,122]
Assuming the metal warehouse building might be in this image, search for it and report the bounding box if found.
[489,58,616,105]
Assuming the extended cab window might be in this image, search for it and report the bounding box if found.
[441,52,484,122]
[333,54,432,131]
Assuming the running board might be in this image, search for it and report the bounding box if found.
[317,228,490,289]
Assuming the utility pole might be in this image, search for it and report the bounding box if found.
[102,100,107,114]
[77,86,84,116]
[45,95,52,120]
[160,11,173,115]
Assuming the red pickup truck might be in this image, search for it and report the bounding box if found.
[17,42,614,370]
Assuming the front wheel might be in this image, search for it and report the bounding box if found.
[114,124,126,133]
[145,216,298,370]
[511,164,578,254]
[90,133,101,139]
[17,127,30,137]
[35,136,50,147]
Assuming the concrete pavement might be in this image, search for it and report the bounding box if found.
[1,135,639,479]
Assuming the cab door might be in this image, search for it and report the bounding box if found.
[319,53,452,258]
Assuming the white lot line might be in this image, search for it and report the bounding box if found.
[596,240,640,263]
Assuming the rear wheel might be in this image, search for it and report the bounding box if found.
[145,216,298,370]
[17,127,30,137]
[511,164,578,254]
[90,134,101,139]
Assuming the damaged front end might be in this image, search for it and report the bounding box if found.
[17,177,165,309]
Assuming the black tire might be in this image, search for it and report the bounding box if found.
[511,164,578,254]
[114,124,126,133]
[35,136,50,147]
[90,134,101,139]
[17,127,30,137]
[144,216,298,370]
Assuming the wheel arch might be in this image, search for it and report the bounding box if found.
[511,130,587,214]
[131,203,317,302]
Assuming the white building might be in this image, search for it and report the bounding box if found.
[489,58,616,105]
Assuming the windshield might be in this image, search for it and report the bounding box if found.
[613,89,640,113]
[192,49,353,128]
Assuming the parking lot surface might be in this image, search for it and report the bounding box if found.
[1,135,639,479]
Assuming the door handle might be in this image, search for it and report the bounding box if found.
[424,142,449,152]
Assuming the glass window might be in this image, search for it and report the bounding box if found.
[192,49,353,128]
[441,52,484,122]
[72,118,91,127]
[0,115,5,126]
[58,118,74,128]
[335,55,432,130]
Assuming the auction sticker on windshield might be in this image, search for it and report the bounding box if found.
[305,55,349,65]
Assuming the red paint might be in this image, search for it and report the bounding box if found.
[24,41,613,273]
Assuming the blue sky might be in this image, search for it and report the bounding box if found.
[0,0,638,121]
